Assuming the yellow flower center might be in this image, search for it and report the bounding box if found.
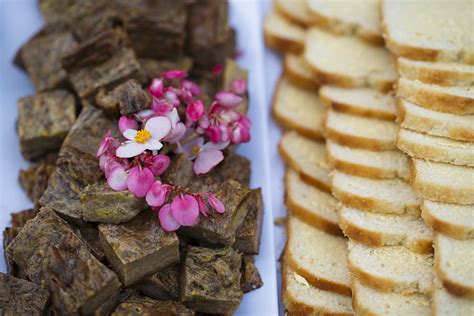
[191,145,201,156]
[135,129,151,144]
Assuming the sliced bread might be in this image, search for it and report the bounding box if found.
[325,110,399,151]
[398,128,474,167]
[410,158,474,205]
[382,0,474,64]
[435,234,474,298]
[397,58,474,87]
[286,216,351,296]
[433,276,474,315]
[422,200,474,240]
[352,280,431,316]
[319,86,397,121]
[306,0,383,45]
[285,170,341,236]
[284,53,319,89]
[397,78,474,115]
[264,10,305,54]
[330,170,422,216]
[275,0,311,27]
[282,264,353,316]
[272,76,326,140]
[348,241,434,295]
[279,131,331,192]
[304,28,397,92]
[326,140,409,180]
[339,206,433,254]
[397,98,474,142]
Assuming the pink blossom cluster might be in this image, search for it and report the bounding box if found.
[96,70,250,231]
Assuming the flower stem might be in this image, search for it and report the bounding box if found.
[160,132,200,155]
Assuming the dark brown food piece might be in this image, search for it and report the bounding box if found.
[240,256,263,293]
[112,295,194,316]
[18,156,56,204]
[180,179,250,246]
[40,106,117,222]
[18,166,36,201]
[181,246,243,314]
[98,211,180,286]
[223,59,249,115]
[133,264,180,301]
[2,227,25,279]
[18,30,76,92]
[208,153,251,186]
[233,188,264,255]
[6,208,120,314]
[17,90,76,161]
[81,180,146,224]
[10,208,37,228]
[162,154,195,188]
[70,223,107,262]
[95,79,151,116]
[31,163,55,207]
[0,273,50,315]
[139,57,193,84]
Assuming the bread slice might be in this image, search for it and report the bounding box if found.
[397,58,474,87]
[352,280,431,316]
[397,98,474,142]
[286,216,351,296]
[382,0,474,64]
[435,234,474,298]
[279,131,331,192]
[398,128,474,167]
[331,170,422,216]
[264,10,305,54]
[339,206,433,254]
[410,158,474,205]
[326,141,409,180]
[304,28,397,92]
[306,0,383,45]
[272,76,326,140]
[282,264,353,316]
[325,110,399,151]
[275,0,311,27]
[319,86,397,121]
[433,276,474,315]
[348,241,434,295]
[397,78,474,115]
[285,170,341,236]
[422,200,474,240]
[284,54,318,89]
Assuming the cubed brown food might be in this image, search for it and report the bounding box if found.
[112,295,194,316]
[11,208,37,228]
[18,166,36,200]
[70,223,107,262]
[241,256,263,293]
[6,208,120,314]
[0,273,50,315]
[31,163,55,207]
[18,156,56,203]
[95,79,151,116]
[39,0,107,26]
[2,227,25,278]
[180,179,250,246]
[208,153,251,186]
[139,57,193,84]
[19,30,76,92]
[233,188,264,255]
[81,180,146,224]
[133,264,180,301]
[17,90,76,161]
[98,211,180,286]
[162,154,195,187]
[181,246,243,314]
[223,59,249,115]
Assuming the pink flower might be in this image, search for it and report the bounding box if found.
[212,64,223,76]
[196,195,209,217]
[146,181,169,207]
[107,166,128,191]
[231,79,247,95]
[116,116,172,158]
[182,80,200,96]
[148,78,164,98]
[215,91,242,108]
[158,204,181,232]
[147,154,170,176]
[186,100,204,122]
[177,137,226,174]
[97,131,113,157]
[127,167,154,198]
[205,125,221,143]
[162,108,186,143]
[207,193,225,213]
[161,70,187,80]
[151,97,174,115]
[171,194,200,226]
[118,116,138,134]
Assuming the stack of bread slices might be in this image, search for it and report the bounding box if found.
[266,0,473,314]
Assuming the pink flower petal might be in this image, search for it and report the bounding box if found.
[178,136,204,158]
[163,122,186,143]
[118,116,138,134]
[231,79,247,95]
[99,154,111,171]
[182,80,201,96]
[151,97,174,115]
[145,116,172,141]
[215,91,242,108]
[193,149,224,174]
[148,154,170,176]
[136,109,155,120]
[205,125,221,143]
[107,166,128,191]
[165,90,180,107]
[186,100,204,122]
[146,181,169,207]
[219,124,231,143]
[161,70,187,80]
[171,194,200,226]
[97,131,112,157]
[212,64,223,76]
[203,141,230,151]
[148,78,164,97]
[127,167,154,198]
[231,123,251,144]
[123,129,138,141]
[116,141,147,158]
[197,195,209,217]
[158,204,181,232]
[104,160,122,178]
[208,193,225,213]
[198,114,210,129]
